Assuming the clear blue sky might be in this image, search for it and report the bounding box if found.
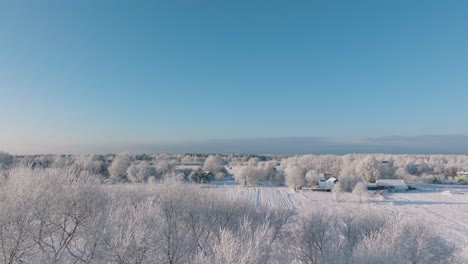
[1,0,468,154]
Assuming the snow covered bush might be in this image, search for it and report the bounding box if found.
[190,169,214,183]
[0,151,14,170]
[162,170,185,182]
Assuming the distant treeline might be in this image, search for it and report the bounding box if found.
[1,151,468,189]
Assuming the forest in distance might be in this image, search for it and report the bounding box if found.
[2,151,468,187]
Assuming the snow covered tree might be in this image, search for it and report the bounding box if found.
[202,155,226,180]
[195,220,273,264]
[109,153,132,180]
[352,182,369,204]
[353,218,456,264]
[338,174,361,192]
[258,161,284,186]
[233,166,263,186]
[355,156,386,182]
[72,154,104,174]
[126,162,157,183]
[290,208,334,264]
[248,157,260,167]
[305,169,319,186]
[284,165,305,190]
[155,159,173,175]
[332,182,342,203]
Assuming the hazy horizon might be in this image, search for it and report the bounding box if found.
[2,134,467,155]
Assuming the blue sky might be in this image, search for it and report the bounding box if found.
[1,1,468,154]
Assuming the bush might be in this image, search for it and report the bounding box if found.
[190,169,214,183]
[0,151,14,169]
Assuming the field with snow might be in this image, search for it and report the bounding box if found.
[208,183,468,248]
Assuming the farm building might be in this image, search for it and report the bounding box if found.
[318,177,338,190]
[375,179,409,191]
[311,174,338,191]
[455,170,468,183]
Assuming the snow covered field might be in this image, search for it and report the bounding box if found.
[382,185,468,248]
[207,183,468,249]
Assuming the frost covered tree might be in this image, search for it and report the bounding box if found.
[195,220,273,264]
[155,159,173,176]
[289,208,335,264]
[126,162,157,183]
[248,157,260,167]
[202,155,226,180]
[51,155,73,169]
[284,165,305,190]
[337,174,361,192]
[332,182,342,203]
[352,182,369,204]
[395,166,409,179]
[305,169,319,186]
[102,200,161,263]
[233,166,263,186]
[0,167,103,263]
[162,171,185,182]
[72,154,104,174]
[353,218,456,264]
[355,156,386,182]
[258,161,284,186]
[109,153,132,180]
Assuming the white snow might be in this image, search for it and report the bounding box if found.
[175,164,202,170]
[206,183,468,248]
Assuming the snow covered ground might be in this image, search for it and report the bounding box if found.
[207,183,468,249]
[380,184,468,248]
